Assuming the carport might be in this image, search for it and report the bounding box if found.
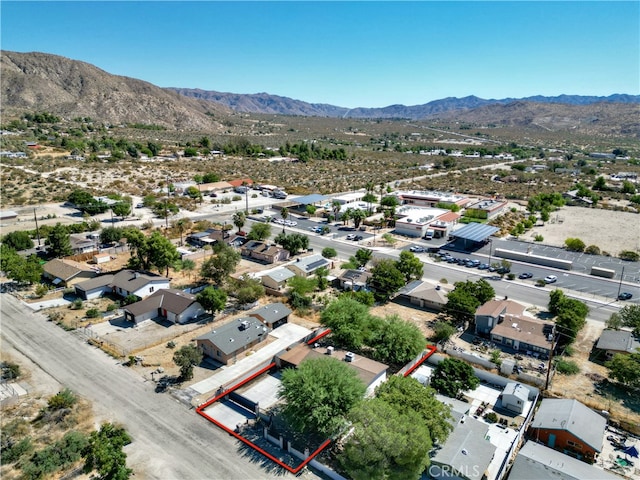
[451,223,500,249]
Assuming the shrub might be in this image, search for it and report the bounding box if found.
[484,412,499,423]
[106,303,118,312]
[34,284,49,298]
[167,341,176,349]
[507,273,515,280]
[534,234,544,242]
[619,250,639,262]
[1,437,33,465]
[536,279,546,286]
[555,359,579,375]
[70,299,83,310]
[85,308,100,318]
[47,388,77,410]
[585,245,601,255]
[564,237,585,252]
[1,361,21,380]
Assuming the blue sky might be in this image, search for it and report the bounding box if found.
[2,1,638,108]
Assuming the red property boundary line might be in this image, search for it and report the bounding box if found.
[196,361,332,474]
[403,345,437,377]
[195,332,434,475]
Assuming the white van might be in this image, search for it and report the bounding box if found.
[424,229,435,240]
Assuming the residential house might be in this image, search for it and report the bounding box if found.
[500,382,528,415]
[74,269,170,300]
[123,288,204,325]
[196,317,268,365]
[43,259,97,287]
[429,411,496,480]
[277,343,388,397]
[69,234,98,255]
[475,299,526,335]
[286,254,332,277]
[248,302,292,330]
[241,241,290,264]
[186,231,216,248]
[563,189,594,206]
[261,268,295,291]
[489,314,555,357]
[395,280,452,311]
[529,399,606,463]
[595,329,640,359]
[336,269,371,291]
[508,441,621,480]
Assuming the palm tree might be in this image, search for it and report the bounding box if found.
[280,207,289,233]
[331,200,341,223]
[232,211,246,233]
[172,218,192,246]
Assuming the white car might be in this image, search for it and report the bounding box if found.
[544,275,558,284]
[409,245,425,253]
[345,234,356,240]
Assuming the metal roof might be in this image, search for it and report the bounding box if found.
[290,193,330,205]
[451,223,499,243]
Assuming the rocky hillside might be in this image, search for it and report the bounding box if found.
[1,51,228,130]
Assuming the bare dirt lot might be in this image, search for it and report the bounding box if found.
[526,206,639,255]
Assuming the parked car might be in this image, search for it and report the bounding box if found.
[136,203,144,208]
[497,267,511,274]
[478,263,490,270]
[518,272,533,279]
[345,234,356,240]
[466,259,480,267]
[618,292,633,300]
[354,235,364,241]
[338,226,356,231]
[544,275,558,284]
[410,245,425,253]
[447,257,457,263]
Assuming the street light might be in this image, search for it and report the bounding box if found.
[487,239,493,267]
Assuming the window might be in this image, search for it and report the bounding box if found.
[567,440,582,449]
[149,286,154,293]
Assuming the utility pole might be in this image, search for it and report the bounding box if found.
[165,175,170,232]
[617,266,625,299]
[33,208,41,247]
[544,334,555,391]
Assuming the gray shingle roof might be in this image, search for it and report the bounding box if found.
[124,289,198,317]
[509,441,620,480]
[43,259,94,281]
[288,254,330,273]
[196,318,267,356]
[248,303,292,326]
[110,269,169,292]
[263,268,295,283]
[596,329,640,353]
[531,399,605,452]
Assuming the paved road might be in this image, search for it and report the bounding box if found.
[0,294,298,480]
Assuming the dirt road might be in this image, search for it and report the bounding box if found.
[0,294,305,480]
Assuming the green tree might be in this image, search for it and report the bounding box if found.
[152,201,179,220]
[320,297,374,350]
[368,315,424,365]
[548,289,566,316]
[621,180,636,194]
[432,321,457,342]
[196,287,227,315]
[288,275,317,296]
[274,232,309,256]
[555,309,587,344]
[112,202,131,221]
[247,222,271,241]
[375,375,453,444]
[172,218,192,246]
[279,357,365,437]
[280,207,289,232]
[202,172,220,183]
[339,398,432,480]
[606,312,624,330]
[322,247,337,259]
[0,246,43,284]
[200,242,240,285]
[619,304,640,336]
[564,237,586,252]
[396,250,424,282]
[315,266,329,291]
[47,223,72,258]
[100,226,124,245]
[173,345,203,381]
[2,230,33,251]
[144,231,180,276]
[350,209,367,228]
[354,248,373,268]
[83,423,132,480]
[369,259,406,302]
[233,276,265,305]
[606,351,640,389]
[431,357,480,397]
[593,176,607,191]
[444,279,495,322]
[232,211,246,233]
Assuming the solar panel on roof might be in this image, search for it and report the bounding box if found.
[452,223,500,243]
[306,259,327,271]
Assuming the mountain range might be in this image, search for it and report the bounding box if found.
[168,87,640,120]
[2,50,639,135]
